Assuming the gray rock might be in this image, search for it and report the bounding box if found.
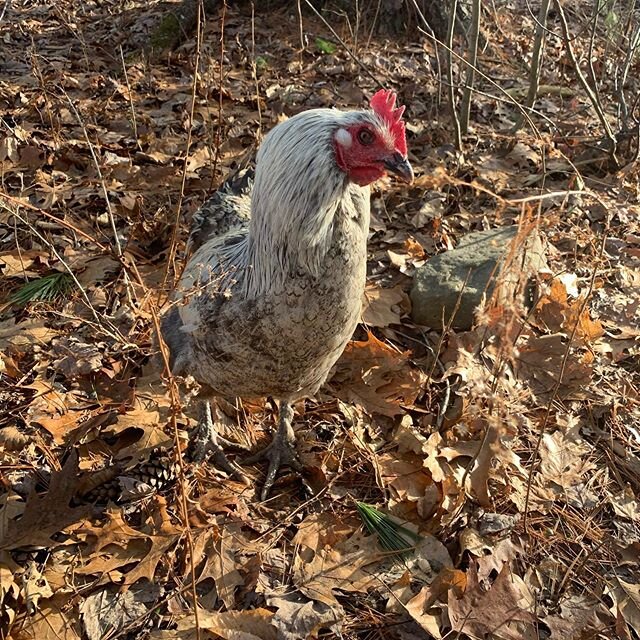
[410,226,547,330]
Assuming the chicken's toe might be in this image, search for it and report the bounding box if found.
[245,435,302,501]
[188,402,250,485]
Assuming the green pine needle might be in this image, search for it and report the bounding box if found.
[356,502,421,558]
[10,272,75,306]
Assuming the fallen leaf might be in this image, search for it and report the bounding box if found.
[120,501,181,587]
[331,332,425,416]
[544,594,614,639]
[460,528,521,581]
[515,333,593,399]
[608,577,640,637]
[0,452,91,551]
[81,585,157,640]
[0,318,57,352]
[149,608,278,640]
[533,278,604,344]
[0,252,39,278]
[378,452,433,505]
[402,567,467,638]
[292,513,380,607]
[539,430,595,491]
[77,498,180,586]
[610,487,638,521]
[195,523,244,609]
[362,284,406,327]
[12,595,81,640]
[448,563,536,640]
[51,338,103,378]
[268,593,343,640]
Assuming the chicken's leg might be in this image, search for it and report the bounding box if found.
[245,400,302,500]
[188,400,250,485]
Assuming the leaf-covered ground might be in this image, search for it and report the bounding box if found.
[1,1,639,639]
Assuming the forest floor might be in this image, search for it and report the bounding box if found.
[0,1,639,639]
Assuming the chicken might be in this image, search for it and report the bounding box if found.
[162,90,412,499]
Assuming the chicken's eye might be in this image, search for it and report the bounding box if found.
[357,128,375,145]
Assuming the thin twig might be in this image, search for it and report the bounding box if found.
[163,0,204,289]
[0,0,10,24]
[62,91,136,307]
[523,222,609,530]
[0,192,108,252]
[63,95,123,260]
[211,0,227,187]
[10,209,127,344]
[460,0,480,134]
[296,0,304,55]
[553,0,618,162]
[119,45,140,150]
[303,0,381,87]
[445,0,463,150]
[250,2,262,140]
[150,303,201,640]
[412,3,542,138]
[512,0,552,133]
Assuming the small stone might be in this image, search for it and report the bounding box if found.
[410,226,548,330]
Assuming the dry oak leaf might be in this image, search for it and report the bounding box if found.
[191,523,244,609]
[543,594,614,639]
[610,487,639,521]
[149,608,278,640]
[378,452,433,504]
[77,498,180,587]
[0,452,91,551]
[103,398,172,461]
[533,278,604,344]
[292,513,380,607]
[11,594,81,640]
[62,250,120,287]
[607,577,640,637]
[81,587,149,640]
[402,567,467,639]
[34,411,85,445]
[438,425,524,507]
[539,429,595,491]
[0,551,20,602]
[0,317,57,352]
[362,283,407,327]
[331,331,425,416]
[268,593,343,640]
[448,563,536,640]
[459,528,521,582]
[51,338,103,378]
[515,333,593,399]
[0,425,31,450]
[0,251,40,277]
[561,295,605,344]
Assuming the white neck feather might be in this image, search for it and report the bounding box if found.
[243,109,376,298]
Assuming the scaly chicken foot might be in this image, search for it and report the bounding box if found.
[188,401,250,485]
[244,401,302,500]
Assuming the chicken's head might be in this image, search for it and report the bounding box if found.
[334,89,413,187]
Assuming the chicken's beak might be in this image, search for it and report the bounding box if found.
[384,153,414,183]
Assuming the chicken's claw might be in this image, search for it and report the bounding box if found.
[244,400,301,500]
[188,401,251,485]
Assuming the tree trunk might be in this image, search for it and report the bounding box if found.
[148,0,222,52]
[147,0,457,52]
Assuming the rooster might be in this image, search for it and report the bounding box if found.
[162,90,412,499]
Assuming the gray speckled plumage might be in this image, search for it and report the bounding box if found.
[186,167,253,254]
[162,108,388,404]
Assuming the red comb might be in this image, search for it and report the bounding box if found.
[370,89,407,156]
